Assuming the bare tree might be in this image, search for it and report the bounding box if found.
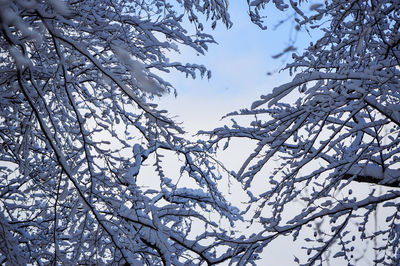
[0,0,255,264]
[204,0,400,264]
[2,0,400,264]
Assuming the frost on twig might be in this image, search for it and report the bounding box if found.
[0,0,250,264]
[205,0,400,264]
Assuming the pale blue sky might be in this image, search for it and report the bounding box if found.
[147,2,378,265]
[157,1,316,134]
[154,2,309,265]
[154,2,331,265]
